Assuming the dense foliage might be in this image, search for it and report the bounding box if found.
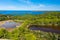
[0,12,60,40]
[0,12,60,25]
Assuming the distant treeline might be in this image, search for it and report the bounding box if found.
[0,12,60,25]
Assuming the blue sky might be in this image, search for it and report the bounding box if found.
[0,0,60,11]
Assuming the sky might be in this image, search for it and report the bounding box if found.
[0,0,60,11]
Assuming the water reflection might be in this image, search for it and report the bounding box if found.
[29,25,60,34]
[2,21,20,28]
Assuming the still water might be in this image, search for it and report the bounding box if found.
[2,21,20,28]
[29,25,60,34]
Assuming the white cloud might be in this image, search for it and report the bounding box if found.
[18,0,32,4]
[39,4,46,7]
[0,6,17,10]
[0,0,60,11]
[7,6,17,9]
[0,4,60,11]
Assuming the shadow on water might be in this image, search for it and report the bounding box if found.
[29,25,60,34]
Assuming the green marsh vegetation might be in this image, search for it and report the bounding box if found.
[0,12,60,40]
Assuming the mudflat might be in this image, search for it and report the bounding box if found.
[0,20,13,26]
